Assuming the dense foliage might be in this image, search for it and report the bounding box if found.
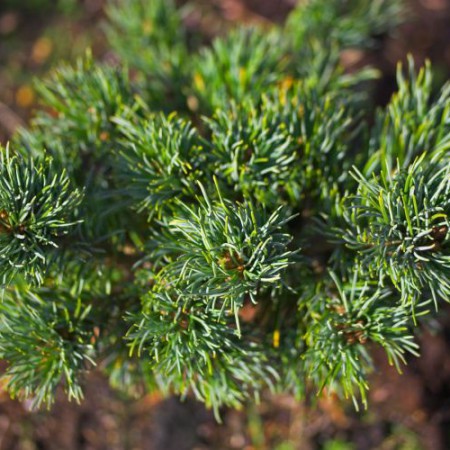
[0,0,449,420]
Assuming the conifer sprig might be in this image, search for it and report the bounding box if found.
[114,113,204,218]
[341,158,450,306]
[147,188,297,328]
[0,147,82,285]
[302,273,420,407]
[0,277,96,406]
[364,59,450,176]
[192,28,285,113]
[127,291,277,419]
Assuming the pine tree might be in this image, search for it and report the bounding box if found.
[1,0,449,420]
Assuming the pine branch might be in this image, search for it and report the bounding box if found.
[0,0,448,417]
[339,157,450,306]
[0,146,82,285]
[145,187,298,331]
[302,272,420,408]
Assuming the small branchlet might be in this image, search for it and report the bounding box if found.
[15,54,135,177]
[364,57,450,176]
[0,264,112,408]
[147,189,298,332]
[341,158,450,306]
[0,146,82,285]
[114,112,203,218]
[192,27,285,114]
[302,272,420,408]
[105,0,190,110]
[127,291,278,419]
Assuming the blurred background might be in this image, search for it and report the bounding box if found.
[0,1,450,449]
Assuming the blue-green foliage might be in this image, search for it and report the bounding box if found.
[364,60,450,175]
[114,112,204,218]
[341,159,450,306]
[0,263,112,407]
[146,191,296,326]
[192,28,286,113]
[2,0,449,419]
[0,148,82,285]
[105,0,190,111]
[127,291,277,419]
[302,273,420,408]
